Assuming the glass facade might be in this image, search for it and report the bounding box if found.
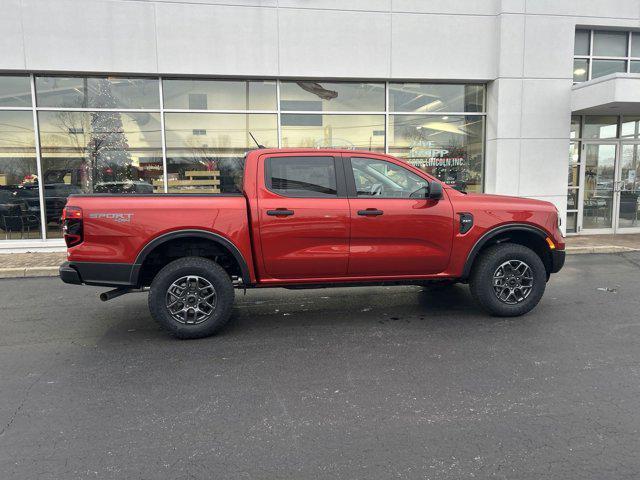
[569,115,640,233]
[574,29,640,82]
[0,75,486,242]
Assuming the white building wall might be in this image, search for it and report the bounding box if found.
[2,0,640,231]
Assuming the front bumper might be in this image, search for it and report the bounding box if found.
[550,249,565,274]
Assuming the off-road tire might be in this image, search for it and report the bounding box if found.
[148,257,235,339]
[469,243,546,317]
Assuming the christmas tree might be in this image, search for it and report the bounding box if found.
[86,79,131,191]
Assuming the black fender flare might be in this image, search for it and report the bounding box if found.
[461,224,550,279]
[130,229,251,286]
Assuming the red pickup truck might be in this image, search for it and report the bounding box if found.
[60,149,565,339]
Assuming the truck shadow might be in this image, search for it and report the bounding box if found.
[220,284,497,336]
[97,284,524,343]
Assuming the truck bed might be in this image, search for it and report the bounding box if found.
[65,193,254,271]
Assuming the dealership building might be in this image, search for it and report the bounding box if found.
[1,0,640,250]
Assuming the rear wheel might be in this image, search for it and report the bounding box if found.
[148,257,235,339]
[469,244,546,317]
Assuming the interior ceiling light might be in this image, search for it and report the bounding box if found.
[574,68,587,75]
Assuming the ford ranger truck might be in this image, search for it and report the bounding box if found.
[59,149,565,339]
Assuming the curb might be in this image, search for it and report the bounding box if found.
[0,266,59,279]
[0,247,638,279]
[565,246,639,255]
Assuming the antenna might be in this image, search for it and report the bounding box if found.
[248,132,265,149]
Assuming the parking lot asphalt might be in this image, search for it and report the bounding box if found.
[1,252,640,479]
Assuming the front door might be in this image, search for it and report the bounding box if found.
[617,143,640,232]
[257,153,350,279]
[344,155,454,276]
[580,142,640,233]
[581,142,617,232]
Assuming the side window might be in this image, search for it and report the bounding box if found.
[266,156,337,197]
[350,157,428,198]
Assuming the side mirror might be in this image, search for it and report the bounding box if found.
[428,181,443,200]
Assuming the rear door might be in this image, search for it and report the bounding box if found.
[257,153,350,279]
[345,155,454,276]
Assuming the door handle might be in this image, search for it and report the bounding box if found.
[266,209,294,216]
[357,209,384,216]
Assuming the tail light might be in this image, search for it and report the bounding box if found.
[62,206,83,247]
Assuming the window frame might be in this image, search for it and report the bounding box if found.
[343,155,435,200]
[573,29,640,83]
[263,154,346,199]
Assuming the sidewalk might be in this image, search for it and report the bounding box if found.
[0,234,638,278]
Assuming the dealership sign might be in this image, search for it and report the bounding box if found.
[407,140,465,167]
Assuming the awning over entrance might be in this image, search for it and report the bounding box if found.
[572,73,640,114]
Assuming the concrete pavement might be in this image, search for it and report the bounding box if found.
[1,252,640,479]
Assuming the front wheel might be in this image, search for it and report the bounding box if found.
[469,244,546,317]
[148,257,235,339]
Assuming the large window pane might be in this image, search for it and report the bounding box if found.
[36,76,160,109]
[279,81,384,112]
[389,83,485,112]
[280,114,385,151]
[630,61,640,73]
[632,33,640,57]
[0,76,32,107]
[573,59,589,83]
[592,59,627,79]
[583,116,618,139]
[164,113,277,193]
[574,30,590,55]
[163,79,276,111]
[0,111,40,240]
[38,111,163,237]
[388,115,484,193]
[621,116,640,138]
[593,31,628,57]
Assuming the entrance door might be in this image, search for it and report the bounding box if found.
[617,143,640,232]
[580,142,640,233]
[581,142,617,233]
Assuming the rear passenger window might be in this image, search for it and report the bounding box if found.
[266,156,337,197]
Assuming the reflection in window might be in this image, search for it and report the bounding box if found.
[281,114,385,151]
[573,59,589,83]
[389,83,484,113]
[621,116,640,138]
[0,111,40,239]
[164,113,277,193]
[0,76,32,107]
[351,157,428,198]
[267,156,336,197]
[388,115,485,193]
[583,116,618,139]
[163,79,276,111]
[279,81,384,112]
[38,110,163,237]
[35,76,160,109]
